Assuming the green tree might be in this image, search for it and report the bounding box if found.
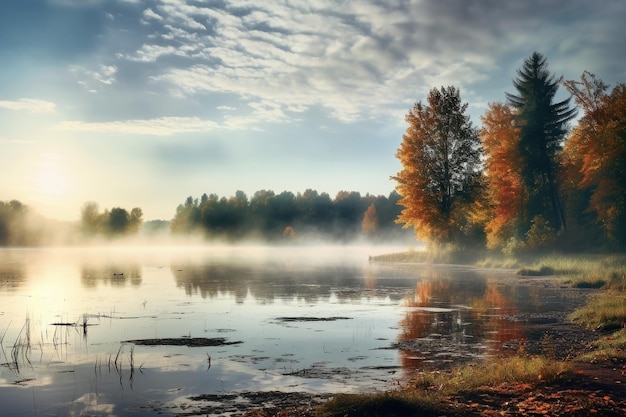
[108,207,129,235]
[393,86,482,246]
[506,52,577,233]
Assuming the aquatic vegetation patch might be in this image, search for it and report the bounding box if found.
[275,316,352,322]
[125,337,242,347]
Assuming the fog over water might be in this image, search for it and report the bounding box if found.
[0,244,588,416]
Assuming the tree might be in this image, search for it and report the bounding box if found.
[81,202,101,235]
[562,73,626,247]
[480,102,525,249]
[171,196,201,234]
[108,207,129,235]
[361,203,379,235]
[129,207,143,234]
[394,86,482,245]
[505,52,577,233]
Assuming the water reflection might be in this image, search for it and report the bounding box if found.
[395,267,585,371]
[0,247,591,417]
[81,264,142,288]
[0,251,27,291]
[170,260,415,303]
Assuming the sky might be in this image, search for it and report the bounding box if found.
[1,0,625,222]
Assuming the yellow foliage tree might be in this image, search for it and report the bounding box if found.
[394,86,482,246]
[361,203,379,235]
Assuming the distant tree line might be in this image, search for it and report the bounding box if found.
[170,189,410,242]
[80,202,143,238]
[395,52,626,253]
[0,200,74,246]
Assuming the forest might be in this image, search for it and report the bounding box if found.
[395,52,626,253]
[0,190,410,245]
[1,52,624,251]
[168,189,408,242]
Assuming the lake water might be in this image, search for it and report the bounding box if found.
[0,246,588,416]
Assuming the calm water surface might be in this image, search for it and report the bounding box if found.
[0,246,588,416]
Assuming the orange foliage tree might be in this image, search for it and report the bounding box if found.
[562,72,626,247]
[480,102,525,249]
[393,86,482,246]
[361,203,379,235]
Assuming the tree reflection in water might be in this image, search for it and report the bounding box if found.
[397,268,528,371]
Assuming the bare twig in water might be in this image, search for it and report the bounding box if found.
[0,320,11,345]
[114,344,123,372]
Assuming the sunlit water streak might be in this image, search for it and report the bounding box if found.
[0,245,588,416]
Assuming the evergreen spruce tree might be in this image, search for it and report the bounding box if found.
[506,52,577,233]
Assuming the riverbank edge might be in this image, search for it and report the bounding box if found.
[237,252,626,416]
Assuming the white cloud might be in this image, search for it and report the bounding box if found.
[54,117,220,136]
[69,64,118,90]
[0,98,56,113]
[142,8,163,21]
[128,0,507,124]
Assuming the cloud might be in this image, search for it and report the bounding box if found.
[142,8,163,23]
[122,0,524,123]
[54,116,220,136]
[69,64,118,91]
[0,98,56,113]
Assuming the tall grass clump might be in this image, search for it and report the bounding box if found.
[316,357,569,417]
[445,356,570,391]
[569,293,626,330]
[508,254,626,288]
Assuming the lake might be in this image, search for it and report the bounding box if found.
[0,245,589,416]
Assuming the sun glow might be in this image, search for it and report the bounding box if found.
[35,152,68,196]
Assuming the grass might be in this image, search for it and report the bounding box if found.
[576,328,626,364]
[514,254,626,289]
[445,356,570,391]
[316,357,570,417]
[569,293,626,330]
[373,250,626,290]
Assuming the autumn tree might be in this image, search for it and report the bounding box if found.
[394,86,482,246]
[562,72,626,247]
[506,52,577,234]
[361,203,379,235]
[480,102,525,249]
